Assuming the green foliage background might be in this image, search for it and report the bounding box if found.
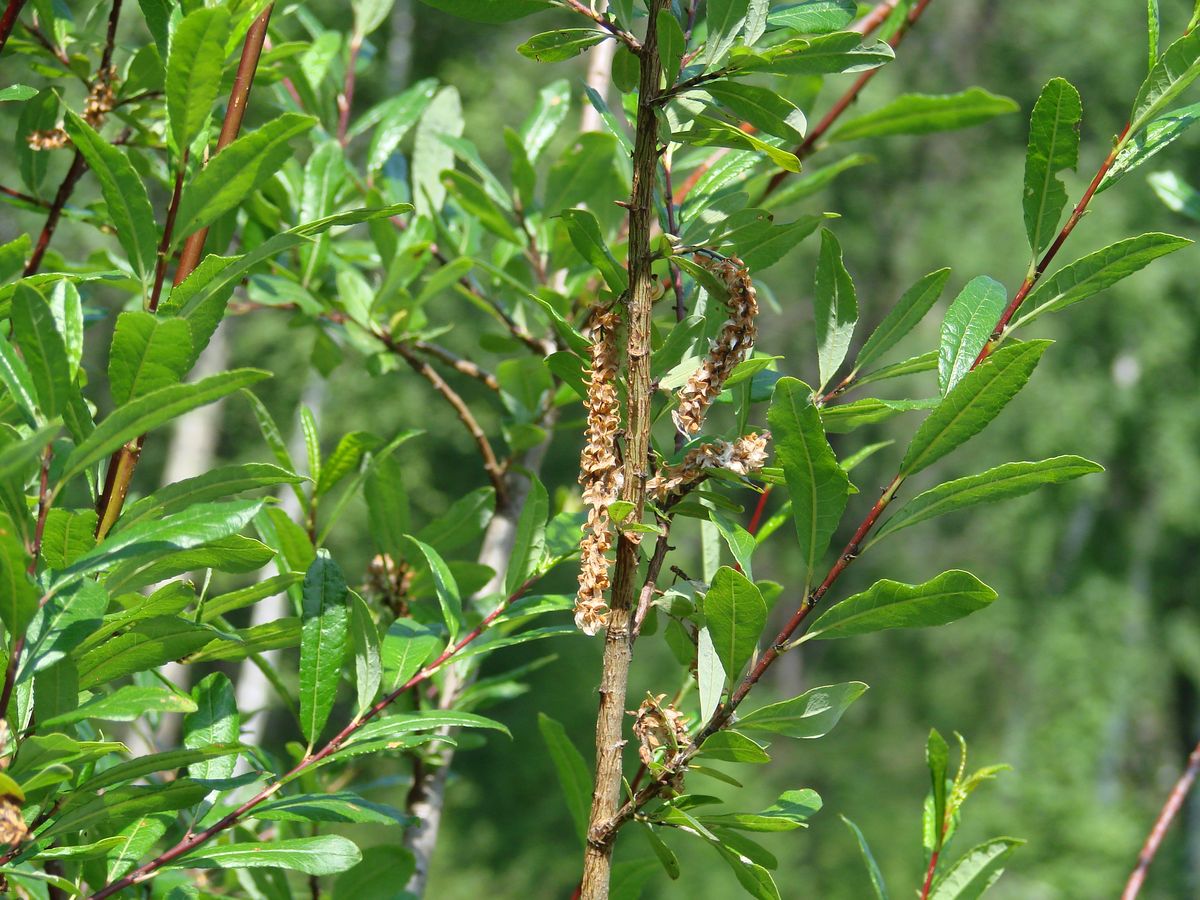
[3,1,1198,897]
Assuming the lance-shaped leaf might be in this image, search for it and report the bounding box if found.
[697,626,726,722]
[841,816,890,900]
[443,170,522,244]
[814,229,857,390]
[659,12,686,84]
[929,838,1023,900]
[768,378,848,584]
[418,0,552,23]
[41,781,208,841]
[169,835,362,876]
[413,86,464,217]
[299,554,351,743]
[60,111,158,283]
[58,369,270,486]
[705,0,751,65]
[21,580,108,679]
[674,116,802,173]
[831,88,1018,142]
[538,712,592,846]
[518,28,607,62]
[184,672,239,780]
[803,570,997,641]
[703,81,807,143]
[1101,101,1200,191]
[938,275,1007,395]
[704,567,766,679]
[76,617,217,689]
[382,618,442,693]
[12,284,70,418]
[1013,233,1191,328]
[1130,27,1200,132]
[900,341,1050,477]
[350,592,382,714]
[506,473,548,596]
[738,681,868,737]
[174,114,317,243]
[559,208,627,293]
[820,397,937,434]
[733,33,893,76]
[854,269,950,373]
[0,513,38,636]
[364,78,438,171]
[1023,78,1082,254]
[107,312,194,405]
[0,330,39,426]
[874,456,1103,542]
[165,6,230,152]
[404,535,464,641]
[251,792,412,826]
[927,728,950,850]
[766,0,856,35]
[120,462,302,533]
[41,684,196,727]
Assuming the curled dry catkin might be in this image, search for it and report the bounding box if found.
[672,252,759,436]
[574,308,622,636]
[646,431,771,503]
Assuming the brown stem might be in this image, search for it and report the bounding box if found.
[175,4,274,280]
[0,0,28,57]
[0,184,50,207]
[26,445,53,576]
[89,574,541,899]
[1120,736,1200,900]
[661,159,687,322]
[147,154,189,312]
[337,32,362,146]
[631,518,673,642]
[579,2,662,897]
[411,340,499,390]
[762,0,936,198]
[381,334,508,504]
[23,151,86,276]
[562,0,641,50]
[851,0,903,34]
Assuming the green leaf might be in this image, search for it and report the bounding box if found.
[853,350,938,389]
[1101,102,1200,190]
[59,369,270,487]
[0,234,31,284]
[900,341,1050,477]
[171,836,362,876]
[184,672,239,780]
[1013,233,1192,328]
[0,513,41,638]
[75,617,216,689]
[737,214,824,272]
[520,79,571,163]
[0,331,42,427]
[0,84,36,102]
[350,591,382,714]
[854,269,950,372]
[697,730,771,764]
[701,789,822,832]
[841,816,889,900]
[1023,78,1082,255]
[875,456,1103,542]
[442,170,522,244]
[39,510,96,571]
[712,843,781,900]
[1130,28,1200,133]
[365,78,438,171]
[705,0,751,65]
[346,710,510,747]
[674,116,802,173]
[820,397,938,434]
[405,535,463,641]
[767,378,849,585]
[803,570,997,641]
[929,838,1023,900]
[40,685,196,727]
[20,580,106,679]
[506,474,548,596]
[1148,0,1161,72]
[640,823,681,879]
[299,554,351,744]
[12,284,70,418]
[107,312,193,405]
[42,781,207,841]
[831,88,1018,142]
[382,618,442,693]
[659,12,686,85]
[813,228,857,389]
[166,6,230,152]
[413,86,464,217]
[538,712,592,846]
[703,567,766,678]
[174,114,318,244]
[738,681,868,738]
[732,33,893,76]
[543,131,621,215]
[766,0,856,35]
[201,572,304,622]
[120,463,301,533]
[559,208,628,293]
[417,0,552,23]
[927,728,950,850]
[938,275,1007,395]
[60,114,158,284]
[518,28,607,62]
[252,792,412,826]
[703,81,807,143]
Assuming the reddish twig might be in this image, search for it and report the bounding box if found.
[1120,737,1200,900]
[918,848,941,899]
[26,446,53,576]
[0,184,49,207]
[746,488,771,536]
[337,32,362,145]
[851,0,903,35]
[89,575,542,899]
[22,151,86,276]
[148,153,189,312]
[0,0,28,57]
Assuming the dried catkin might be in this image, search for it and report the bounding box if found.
[630,693,690,766]
[672,252,759,436]
[28,67,116,151]
[574,308,622,636]
[647,431,771,502]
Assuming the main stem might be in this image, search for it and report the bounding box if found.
[579,4,661,897]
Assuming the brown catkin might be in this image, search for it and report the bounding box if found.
[574,308,622,636]
[672,252,759,436]
[647,431,771,502]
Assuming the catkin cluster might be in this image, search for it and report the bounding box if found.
[630,692,690,767]
[574,308,623,637]
[28,67,117,151]
[647,431,771,502]
[672,252,759,436]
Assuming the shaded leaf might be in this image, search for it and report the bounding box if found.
[938,275,1007,395]
[738,682,868,737]
[299,554,351,743]
[703,567,766,678]
[832,88,1018,142]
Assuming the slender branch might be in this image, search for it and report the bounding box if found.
[851,0,903,35]
[580,2,662,896]
[762,0,936,198]
[337,31,362,146]
[26,446,53,576]
[1121,736,1200,900]
[20,20,70,70]
[380,333,508,504]
[89,574,542,899]
[918,848,941,900]
[148,154,189,312]
[0,0,29,57]
[22,151,86,276]
[175,4,274,280]
[561,0,641,51]
[661,158,687,322]
[0,184,50,207]
[411,340,499,390]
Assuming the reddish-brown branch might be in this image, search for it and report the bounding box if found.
[746,488,771,536]
[148,154,189,312]
[411,340,499,390]
[1120,737,1200,900]
[26,445,53,576]
[763,0,936,198]
[1,184,51,207]
[23,151,86,276]
[0,0,29,57]
[851,0,902,35]
[337,32,362,145]
[89,575,541,899]
[919,848,941,899]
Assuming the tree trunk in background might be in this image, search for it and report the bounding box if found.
[234,378,327,747]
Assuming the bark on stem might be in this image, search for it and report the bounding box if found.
[579,2,662,896]
[0,0,29,58]
[1121,736,1200,900]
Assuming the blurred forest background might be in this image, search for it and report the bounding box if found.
[4,1,1200,897]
